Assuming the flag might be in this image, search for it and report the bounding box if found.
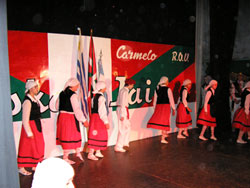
[97,50,109,115]
[87,29,97,115]
[76,29,88,118]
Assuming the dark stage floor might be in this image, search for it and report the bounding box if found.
[19,128,250,188]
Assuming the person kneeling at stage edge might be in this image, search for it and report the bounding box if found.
[232,81,250,144]
[88,81,110,160]
[115,78,136,152]
[197,80,218,141]
[147,76,176,144]
[18,79,45,176]
[56,78,89,164]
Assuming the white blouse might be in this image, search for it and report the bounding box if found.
[116,87,129,119]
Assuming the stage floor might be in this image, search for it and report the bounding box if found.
[19,128,250,188]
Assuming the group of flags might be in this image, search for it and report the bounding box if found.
[76,28,107,121]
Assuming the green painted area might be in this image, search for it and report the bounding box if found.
[112,46,195,111]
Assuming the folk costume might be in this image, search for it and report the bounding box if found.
[198,80,218,141]
[56,78,87,164]
[232,81,250,144]
[115,78,136,152]
[88,81,109,160]
[147,76,175,143]
[18,80,44,175]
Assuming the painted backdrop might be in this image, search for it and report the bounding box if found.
[8,31,196,157]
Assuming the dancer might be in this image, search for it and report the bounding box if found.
[17,79,45,175]
[197,80,218,141]
[88,81,110,160]
[56,78,89,164]
[232,81,250,144]
[147,76,175,144]
[115,78,136,152]
[176,79,192,139]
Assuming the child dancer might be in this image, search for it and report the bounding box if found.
[197,80,218,141]
[115,78,136,152]
[18,79,45,175]
[147,76,176,144]
[176,79,192,138]
[232,81,250,144]
[56,78,89,164]
[88,81,110,160]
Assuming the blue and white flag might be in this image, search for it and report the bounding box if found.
[76,30,88,118]
[97,50,109,115]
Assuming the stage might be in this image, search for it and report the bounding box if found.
[19,128,250,188]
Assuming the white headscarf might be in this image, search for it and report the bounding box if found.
[243,81,250,90]
[25,79,38,93]
[205,80,218,91]
[31,157,75,188]
[158,76,169,86]
[93,81,106,94]
[64,78,79,90]
[182,79,192,86]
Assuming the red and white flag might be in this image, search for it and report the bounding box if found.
[87,30,97,116]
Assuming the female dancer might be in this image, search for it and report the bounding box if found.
[147,76,175,144]
[197,80,218,141]
[18,79,44,175]
[176,79,192,138]
[56,78,89,164]
[232,81,250,144]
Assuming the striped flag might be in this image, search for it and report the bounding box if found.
[97,50,109,115]
[87,29,97,115]
[76,29,88,118]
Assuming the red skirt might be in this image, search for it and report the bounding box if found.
[197,104,216,127]
[147,104,171,131]
[88,114,108,150]
[17,120,44,167]
[176,103,192,128]
[56,112,82,150]
[232,108,250,132]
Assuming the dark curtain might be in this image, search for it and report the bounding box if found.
[209,0,239,139]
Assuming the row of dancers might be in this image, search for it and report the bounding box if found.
[17,77,250,176]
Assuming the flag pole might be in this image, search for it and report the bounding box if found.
[77,27,89,153]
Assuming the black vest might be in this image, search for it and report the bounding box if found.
[23,96,42,132]
[208,88,215,105]
[240,89,250,108]
[59,87,75,112]
[180,86,189,102]
[92,93,102,114]
[156,86,170,104]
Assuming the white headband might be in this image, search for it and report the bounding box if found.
[158,76,169,85]
[93,81,106,94]
[25,80,38,93]
[64,78,79,90]
[31,157,75,188]
[183,79,192,86]
[205,80,218,90]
